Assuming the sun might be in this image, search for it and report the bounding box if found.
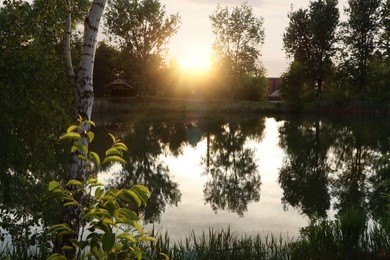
[177,50,211,71]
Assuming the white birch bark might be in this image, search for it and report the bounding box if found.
[64,0,107,181]
[59,1,107,249]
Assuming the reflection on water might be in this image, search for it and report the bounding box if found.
[91,113,390,241]
[1,113,390,245]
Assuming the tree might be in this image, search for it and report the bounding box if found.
[94,42,121,97]
[210,3,265,99]
[283,0,339,101]
[341,0,381,99]
[379,0,390,59]
[104,0,180,96]
[0,0,89,256]
[58,0,108,255]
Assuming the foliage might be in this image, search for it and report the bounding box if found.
[94,42,122,97]
[48,119,163,259]
[143,223,389,259]
[280,60,310,103]
[340,0,381,100]
[104,0,181,96]
[210,2,265,99]
[47,179,159,259]
[0,2,78,256]
[0,0,74,134]
[283,0,339,101]
[236,74,267,101]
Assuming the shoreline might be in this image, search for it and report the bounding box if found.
[93,97,390,115]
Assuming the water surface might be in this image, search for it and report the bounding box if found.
[92,113,390,242]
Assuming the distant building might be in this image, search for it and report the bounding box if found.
[267,77,281,101]
[104,78,136,97]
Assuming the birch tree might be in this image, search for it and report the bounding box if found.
[64,0,106,180]
[58,0,107,254]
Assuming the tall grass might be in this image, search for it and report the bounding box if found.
[2,218,389,259]
[143,219,390,260]
[143,227,292,260]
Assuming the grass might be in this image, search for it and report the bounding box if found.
[93,96,284,114]
[142,219,390,260]
[2,220,390,259]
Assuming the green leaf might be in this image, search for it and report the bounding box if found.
[66,179,82,186]
[132,185,150,205]
[78,155,88,162]
[91,247,104,259]
[102,155,127,165]
[83,209,111,220]
[77,114,83,122]
[102,232,115,252]
[108,133,116,143]
[105,148,123,157]
[118,208,138,220]
[95,187,104,199]
[113,142,128,152]
[89,152,101,167]
[118,233,136,243]
[48,181,60,191]
[64,201,79,207]
[104,201,118,217]
[71,145,78,153]
[89,182,104,187]
[61,245,74,251]
[133,246,143,260]
[69,239,80,249]
[87,131,95,143]
[112,243,124,252]
[117,190,141,207]
[86,178,98,185]
[59,132,81,141]
[159,252,170,260]
[102,218,116,226]
[49,223,72,233]
[84,120,96,127]
[74,141,88,155]
[67,125,78,133]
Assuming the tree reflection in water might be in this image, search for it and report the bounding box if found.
[202,118,265,216]
[96,119,187,223]
[278,116,390,229]
[278,118,331,218]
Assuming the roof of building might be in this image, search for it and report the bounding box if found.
[269,89,281,98]
[104,78,134,89]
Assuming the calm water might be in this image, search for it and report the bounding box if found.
[92,113,390,242]
[1,112,389,246]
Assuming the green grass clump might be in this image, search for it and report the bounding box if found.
[142,220,390,260]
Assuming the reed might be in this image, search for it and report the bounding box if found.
[2,219,390,259]
[142,221,390,260]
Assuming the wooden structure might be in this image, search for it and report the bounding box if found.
[104,78,136,97]
[267,77,281,101]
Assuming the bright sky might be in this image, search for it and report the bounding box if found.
[164,0,348,77]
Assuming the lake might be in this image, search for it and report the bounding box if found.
[0,112,389,250]
[91,112,390,242]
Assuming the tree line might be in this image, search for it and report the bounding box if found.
[282,0,390,103]
[95,1,267,101]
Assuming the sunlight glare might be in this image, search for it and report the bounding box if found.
[178,50,211,71]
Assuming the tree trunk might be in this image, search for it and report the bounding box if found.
[56,0,107,255]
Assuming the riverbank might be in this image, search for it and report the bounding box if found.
[93,97,390,115]
[93,97,283,114]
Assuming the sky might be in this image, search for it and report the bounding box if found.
[2,0,349,77]
[163,0,348,77]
